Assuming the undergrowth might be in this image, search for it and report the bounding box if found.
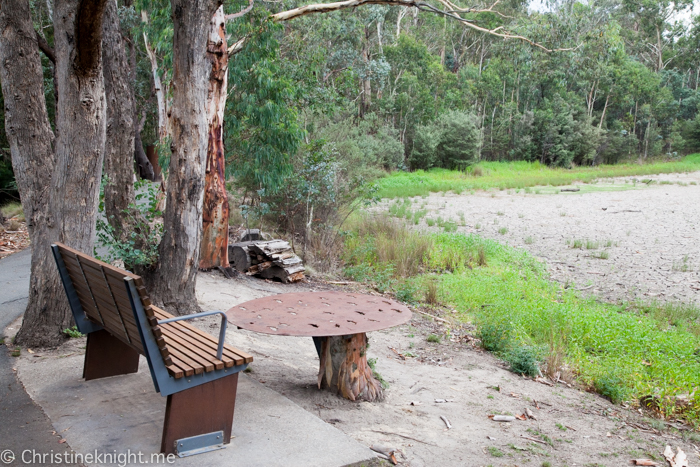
[343,213,700,425]
[375,155,700,198]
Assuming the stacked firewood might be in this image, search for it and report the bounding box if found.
[228,239,305,283]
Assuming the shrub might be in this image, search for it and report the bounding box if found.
[594,374,627,404]
[479,321,513,353]
[409,124,440,170]
[426,334,441,343]
[396,281,418,304]
[408,110,480,170]
[436,110,480,170]
[506,345,542,377]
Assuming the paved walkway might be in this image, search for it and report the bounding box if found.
[0,250,77,466]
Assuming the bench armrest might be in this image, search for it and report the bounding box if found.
[158,311,228,361]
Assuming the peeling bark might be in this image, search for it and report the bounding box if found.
[199,5,229,270]
[148,0,220,315]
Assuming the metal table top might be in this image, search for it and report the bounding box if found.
[226,291,412,337]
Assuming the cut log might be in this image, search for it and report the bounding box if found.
[317,333,384,402]
[228,241,256,272]
[229,239,305,282]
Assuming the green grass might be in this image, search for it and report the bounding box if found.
[0,201,24,220]
[375,155,700,198]
[343,216,700,425]
[427,334,441,343]
[487,446,505,457]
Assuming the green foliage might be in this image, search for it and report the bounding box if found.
[63,326,84,339]
[426,334,440,343]
[409,111,479,170]
[226,14,304,195]
[487,447,504,457]
[95,179,163,270]
[505,345,542,377]
[479,321,513,353]
[395,281,418,304]
[594,374,628,404]
[313,113,405,177]
[367,357,389,389]
[343,217,700,424]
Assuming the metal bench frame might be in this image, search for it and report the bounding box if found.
[52,244,250,457]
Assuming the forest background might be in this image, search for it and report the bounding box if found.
[2,0,700,211]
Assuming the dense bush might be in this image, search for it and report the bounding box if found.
[313,113,405,177]
[409,110,479,170]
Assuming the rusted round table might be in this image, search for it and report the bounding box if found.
[226,291,411,401]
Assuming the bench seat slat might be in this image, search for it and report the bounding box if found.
[158,326,224,371]
[161,333,217,373]
[166,354,195,378]
[151,308,239,362]
[167,348,204,376]
[160,323,239,368]
[152,308,253,365]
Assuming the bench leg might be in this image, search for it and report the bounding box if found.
[83,329,140,381]
[161,372,239,455]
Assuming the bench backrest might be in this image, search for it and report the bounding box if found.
[52,243,150,354]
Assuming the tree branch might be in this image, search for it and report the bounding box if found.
[35,30,55,63]
[226,0,255,20]
[227,0,577,57]
[270,0,575,53]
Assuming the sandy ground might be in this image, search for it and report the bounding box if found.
[389,171,700,306]
[198,272,699,467]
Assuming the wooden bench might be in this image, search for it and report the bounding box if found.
[51,242,253,457]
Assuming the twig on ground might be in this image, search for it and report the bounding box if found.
[368,429,439,446]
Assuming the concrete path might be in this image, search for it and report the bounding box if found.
[0,249,76,466]
[1,250,376,467]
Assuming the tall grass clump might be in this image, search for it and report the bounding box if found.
[344,215,432,278]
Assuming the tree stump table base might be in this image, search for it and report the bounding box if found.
[227,292,411,401]
[316,334,383,402]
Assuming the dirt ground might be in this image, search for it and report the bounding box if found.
[395,171,700,306]
[194,271,698,467]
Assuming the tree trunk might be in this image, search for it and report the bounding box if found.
[359,26,371,118]
[144,33,170,141]
[148,0,220,315]
[0,0,64,347]
[102,0,141,241]
[317,333,384,402]
[199,5,229,270]
[0,0,109,347]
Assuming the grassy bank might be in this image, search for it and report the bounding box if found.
[343,216,700,424]
[376,155,700,198]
